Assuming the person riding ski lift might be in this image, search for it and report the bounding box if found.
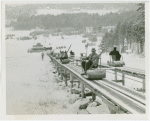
[70,50,75,56]
[109,47,121,61]
[60,50,68,62]
[81,48,99,75]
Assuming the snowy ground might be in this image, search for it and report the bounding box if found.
[6,30,145,71]
[5,30,145,114]
[6,39,81,114]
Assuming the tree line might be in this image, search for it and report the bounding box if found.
[9,11,138,30]
[99,3,145,54]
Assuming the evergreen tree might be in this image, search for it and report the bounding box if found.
[132,3,145,53]
[119,22,127,53]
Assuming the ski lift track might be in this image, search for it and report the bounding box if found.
[49,55,146,114]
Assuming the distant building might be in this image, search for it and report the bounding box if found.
[102,26,115,32]
[5,27,14,31]
[30,27,45,32]
[86,27,93,33]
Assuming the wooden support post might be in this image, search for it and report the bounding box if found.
[92,92,96,101]
[56,63,58,69]
[81,82,85,98]
[78,81,80,88]
[116,106,121,114]
[64,70,68,86]
[61,73,63,80]
[70,74,73,88]
[57,66,59,76]
[54,62,56,68]
[60,68,63,81]
[67,73,70,80]
[115,69,117,81]
[58,67,60,76]
[143,79,145,92]
[122,73,125,85]
[62,70,65,81]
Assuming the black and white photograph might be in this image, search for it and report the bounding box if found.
[1,1,149,120]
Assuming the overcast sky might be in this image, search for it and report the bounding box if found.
[6,3,140,17]
[32,3,139,15]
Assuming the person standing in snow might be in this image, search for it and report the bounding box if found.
[41,51,44,61]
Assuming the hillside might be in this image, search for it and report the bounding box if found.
[8,11,139,30]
